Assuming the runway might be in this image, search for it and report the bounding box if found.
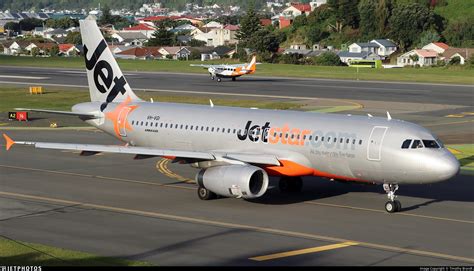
[0,66,472,106]
[1,130,473,265]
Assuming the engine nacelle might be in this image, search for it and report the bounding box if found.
[196,165,269,199]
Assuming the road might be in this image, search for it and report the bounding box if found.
[0,66,472,106]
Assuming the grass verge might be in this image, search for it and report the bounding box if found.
[0,86,304,112]
[447,144,474,173]
[0,55,473,85]
[0,236,150,266]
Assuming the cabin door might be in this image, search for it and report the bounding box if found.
[367,126,388,161]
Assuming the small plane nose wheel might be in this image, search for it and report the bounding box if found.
[217,78,222,82]
[383,183,401,213]
[210,74,215,80]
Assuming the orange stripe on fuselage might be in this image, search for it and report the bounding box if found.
[264,159,369,183]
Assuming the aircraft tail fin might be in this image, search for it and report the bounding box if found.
[245,55,257,74]
[79,17,141,111]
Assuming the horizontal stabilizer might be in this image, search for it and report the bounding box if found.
[14,108,100,119]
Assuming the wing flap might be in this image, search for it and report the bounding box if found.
[223,153,280,166]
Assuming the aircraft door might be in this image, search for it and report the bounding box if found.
[118,107,132,137]
[367,126,388,161]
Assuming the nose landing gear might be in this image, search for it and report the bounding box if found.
[383,183,401,213]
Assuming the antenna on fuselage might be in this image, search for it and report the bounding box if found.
[368,114,373,117]
[209,99,214,107]
[150,98,154,103]
[387,111,392,120]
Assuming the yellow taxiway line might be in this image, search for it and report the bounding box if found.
[0,190,472,264]
[250,241,359,261]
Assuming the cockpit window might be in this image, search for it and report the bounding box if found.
[411,140,423,149]
[401,139,412,149]
[422,140,440,148]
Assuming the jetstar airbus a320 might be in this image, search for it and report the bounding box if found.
[3,18,460,213]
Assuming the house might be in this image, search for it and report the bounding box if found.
[158,46,191,60]
[441,48,474,65]
[115,47,162,60]
[337,51,382,64]
[112,32,148,46]
[422,42,449,54]
[109,45,135,55]
[26,42,57,55]
[260,18,272,27]
[348,39,397,58]
[199,45,235,61]
[281,3,312,18]
[203,21,223,29]
[2,40,31,55]
[193,25,239,47]
[279,17,292,29]
[396,49,438,67]
[58,43,80,56]
[170,24,197,34]
[122,23,156,39]
[43,28,68,39]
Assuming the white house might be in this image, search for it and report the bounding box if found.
[158,46,191,60]
[193,25,239,47]
[122,23,156,39]
[203,21,222,29]
[442,48,474,65]
[348,39,397,58]
[112,32,148,46]
[397,49,438,67]
[422,42,449,54]
[281,3,312,18]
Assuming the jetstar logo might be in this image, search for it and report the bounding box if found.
[84,39,127,111]
[237,120,359,150]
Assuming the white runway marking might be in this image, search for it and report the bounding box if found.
[0,75,49,80]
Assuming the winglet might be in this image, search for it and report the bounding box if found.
[3,134,15,151]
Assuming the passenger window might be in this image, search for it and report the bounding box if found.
[327,137,331,142]
[315,136,318,141]
[180,124,183,129]
[411,140,423,149]
[401,139,412,149]
[216,128,220,132]
[140,121,143,126]
[309,135,312,140]
[334,138,337,143]
[175,124,178,129]
[352,139,356,144]
[346,139,349,144]
[321,137,324,141]
[359,140,362,145]
[131,121,134,125]
[340,138,343,143]
[160,123,163,127]
[145,122,148,126]
[422,140,440,148]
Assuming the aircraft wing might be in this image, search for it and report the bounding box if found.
[189,64,213,68]
[3,134,280,166]
[14,108,100,119]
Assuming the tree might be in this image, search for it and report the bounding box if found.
[443,19,474,47]
[313,52,342,66]
[48,45,60,57]
[147,24,175,46]
[64,31,82,45]
[389,3,434,50]
[19,18,43,31]
[45,18,79,29]
[327,0,360,32]
[31,47,40,57]
[417,30,440,47]
[448,56,461,65]
[189,49,201,60]
[409,54,419,65]
[292,15,308,30]
[188,39,206,47]
[4,22,20,33]
[247,28,280,53]
[307,25,327,45]
[235,3,261,46]
[358,0,377,38]
[375,0,392,37]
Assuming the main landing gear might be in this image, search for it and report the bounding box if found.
[217,78,222,82]
[383,183,401,213]
[279,177,303,193]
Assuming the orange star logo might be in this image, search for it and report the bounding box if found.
[104,96,138,140]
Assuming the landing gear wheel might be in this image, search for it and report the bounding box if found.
[383,184,401,213]
[279,177,303,193]
[211,76,215,80]
[394,200,402,212]
[232,77,236,81]
[217,78,222,82]
[197,186,216,200]
[385,201,396,213]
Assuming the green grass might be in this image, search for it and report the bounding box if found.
[1,55,473,85]
[447,144,474,172]
[0,86,305,112]
[434,0,474,22]
[0,236,150,266]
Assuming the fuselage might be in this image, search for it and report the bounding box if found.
[74,101,460,185]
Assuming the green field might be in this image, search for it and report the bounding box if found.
[0,86,304,112]
[0,55,473,85]
[447,144,474,173]
[0,236,150,266]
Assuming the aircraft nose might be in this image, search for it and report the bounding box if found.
[431,152,460,181]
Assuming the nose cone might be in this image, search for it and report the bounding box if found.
[426,151,460,182]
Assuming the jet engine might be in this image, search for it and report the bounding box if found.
[195,165,269,199]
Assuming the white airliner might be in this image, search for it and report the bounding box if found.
[3,18,460,213]
[190,55,258,82]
